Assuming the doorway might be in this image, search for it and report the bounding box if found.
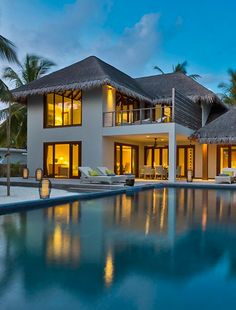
[44,142,81,178]
[114,143,139,176]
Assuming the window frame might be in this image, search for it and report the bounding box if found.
[43,141,82,178]
[44,91,82,128]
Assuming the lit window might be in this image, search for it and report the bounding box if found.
[45,91,82,127]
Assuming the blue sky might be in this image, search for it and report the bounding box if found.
[0,0,236,92]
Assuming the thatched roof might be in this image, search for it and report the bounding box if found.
[12,55,221,106]
[12,56,151,103]
[136,72,220,104]
[192,108,236,143]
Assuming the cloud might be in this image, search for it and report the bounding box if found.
[0,0,162,76]
[93,13,161,75]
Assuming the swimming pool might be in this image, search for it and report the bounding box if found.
[0,187,236,309]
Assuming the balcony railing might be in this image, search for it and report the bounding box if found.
[103,106,173,127]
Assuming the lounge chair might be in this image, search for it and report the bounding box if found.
[215,168,236,184]
[215,175,234,184]
[96,166,135,182]
[79,167,126,184]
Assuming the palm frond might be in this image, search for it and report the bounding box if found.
[153,66,165,74]
[3,67,23,87]
[0,79,13,102]
[0,35,18,63]
[189,74,201,80]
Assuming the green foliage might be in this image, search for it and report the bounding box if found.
[218,69,236,105]
[0,54,56,148]
[154,61,201,80]
[0,35,18,63]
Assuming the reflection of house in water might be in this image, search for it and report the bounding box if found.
[44,202,81,266]
[1,190,236,303]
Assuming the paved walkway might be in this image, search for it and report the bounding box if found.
[0,186,76,206]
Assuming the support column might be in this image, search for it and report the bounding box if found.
[168,125,176,182]
[202,144,208,180]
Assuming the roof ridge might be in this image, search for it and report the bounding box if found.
[136,72,184,80]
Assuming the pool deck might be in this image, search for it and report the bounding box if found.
[1,177,236,214]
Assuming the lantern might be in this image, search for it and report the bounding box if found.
[35,168,43,181]
[39,178,52,199]
[22,167,29,179]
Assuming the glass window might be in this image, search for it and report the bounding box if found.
[220,147,229,172]
[47,93,54,127]
[178,148,185,176]
[164,106,172,122]
[45,91,82,127]
[55,94,63,126]
[154,149,160,166]
[63,96,72,126]
[231,147,236,168]
[162,149,168,167]
[72,144,79,177]
[45,142,81,178]
[73,99,81,125]
[46,145,53,176]
[146,149,152,166]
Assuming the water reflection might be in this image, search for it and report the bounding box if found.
[1,188,236,308]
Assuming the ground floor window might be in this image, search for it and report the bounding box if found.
[144,145,194,177]
[217,145,236,174]
[114,143,139,176]
[44,142,81,178]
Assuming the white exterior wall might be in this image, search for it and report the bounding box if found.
[27,88,104,176]
[27,85,217,180]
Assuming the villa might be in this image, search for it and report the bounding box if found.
[12,56,230,182]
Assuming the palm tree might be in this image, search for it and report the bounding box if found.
[154,61,201,80]
[0,35,18,63]
[0,54,56,148]
[218,69,236,105]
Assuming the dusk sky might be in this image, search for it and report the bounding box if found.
[1,0,236,93]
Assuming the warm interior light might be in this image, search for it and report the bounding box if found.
[104,249,114,287]
[107,85,115,110]
[22,167,29,179]
[39,178,51,199]
[35,168,43,181]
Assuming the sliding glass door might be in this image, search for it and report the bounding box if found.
[115,143,139,176]
[145,145,194,177]
[145,147,169,167]
[177,146,195,177]
[44,142,81,178]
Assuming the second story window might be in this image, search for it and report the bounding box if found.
[45,90,82,127]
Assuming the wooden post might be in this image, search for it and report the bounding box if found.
[171,88,175,122]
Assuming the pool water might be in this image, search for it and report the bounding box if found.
[1,188,236,309]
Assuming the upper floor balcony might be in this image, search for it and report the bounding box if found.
[103,88,202,131]
[103,106,172,127]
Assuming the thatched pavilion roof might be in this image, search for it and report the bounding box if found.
[136,72,220,104]
[12,56,151,103]
[192,108,236,144]
[12,55,221,106]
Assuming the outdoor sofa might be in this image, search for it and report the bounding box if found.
[215,168,236,184]
[96,166,135,182]
[79,167,128,184]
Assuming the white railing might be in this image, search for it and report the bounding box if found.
[103,106,172,127]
